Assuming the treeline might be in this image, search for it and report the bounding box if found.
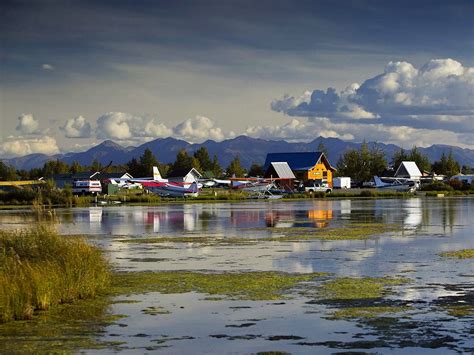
[0,147,257,181]
[336,142,470,182]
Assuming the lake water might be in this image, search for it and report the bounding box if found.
[1,197,472,353]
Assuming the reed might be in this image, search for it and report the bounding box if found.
[0,227,110,323]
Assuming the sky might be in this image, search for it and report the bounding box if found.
[0,0,473,157]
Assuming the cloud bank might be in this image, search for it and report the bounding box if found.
[272,59,473,132]
[0,136,60,157]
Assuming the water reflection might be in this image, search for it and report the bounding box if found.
[0,197,463,237]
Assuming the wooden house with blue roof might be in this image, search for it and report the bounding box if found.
[263,152,336,187]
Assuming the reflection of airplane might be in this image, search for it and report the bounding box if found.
[374,176,417,192]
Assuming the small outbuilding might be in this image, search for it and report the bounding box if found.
[394,161,422,181]
[167,168,202,185]
[264,162,296,190]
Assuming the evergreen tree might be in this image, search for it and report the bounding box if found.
[193,147,212,171]
[226,156,246,177]
[70,161,83,174]
[336,141,386,182]
[126,158,142,177]
[432,151,460,177]
[210,155,222,177]
[0,162,17,180]
[139,148,160,176]
[169,149,193,176]
[248,163,264,177]
[407,146,431,172]
[90,159,102,172]
[391,148,408,170]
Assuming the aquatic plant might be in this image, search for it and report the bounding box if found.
[439,249,474,259]
[0,227,111,322]
[328,305,412,319]
[111,271,327,301]
[319,277,409,300]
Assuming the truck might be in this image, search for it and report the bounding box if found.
[304,182,332,193]
[333,177,351,189]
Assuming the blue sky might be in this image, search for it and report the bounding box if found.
[1,0,473,157]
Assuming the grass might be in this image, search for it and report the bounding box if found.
[111,271,327,301]
[328,305,412,319]
[439,249,474,259]
[319,277,410,300]
[0,227,111,323]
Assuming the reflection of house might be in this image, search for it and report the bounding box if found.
[394,161,422,181]
[167,168,202,185]
[264,162,296,190]
[263,152,335,186]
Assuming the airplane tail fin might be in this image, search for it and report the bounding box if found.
[153,166,162,181]
[373,176,384,187]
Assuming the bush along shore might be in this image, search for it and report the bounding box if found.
[0,227,110,322]
[3,186,471,208]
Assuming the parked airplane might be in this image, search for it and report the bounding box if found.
[140,181,199,197]
[373,176,417,192]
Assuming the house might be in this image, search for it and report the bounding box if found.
[167,168,202,185]
[263,152,336,187]
[394,161,422,181]
[264,162,296,190]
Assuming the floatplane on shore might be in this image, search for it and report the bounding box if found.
[373,176,418,193]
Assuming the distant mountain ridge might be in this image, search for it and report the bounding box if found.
[2,136,474,170]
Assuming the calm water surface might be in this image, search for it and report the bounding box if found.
[1,197,472,354]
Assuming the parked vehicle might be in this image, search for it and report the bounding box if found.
[72,180,102,195]
[333,177,351,189]
[304,182,332,193]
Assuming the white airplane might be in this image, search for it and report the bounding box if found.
[373,176,417,192]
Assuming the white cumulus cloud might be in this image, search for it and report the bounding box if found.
[61,115,92,138]
[0,136,60,157]
[96,112,172,140]
[173,116,234,142]
[15,114,40,134]
[272,58,474,133]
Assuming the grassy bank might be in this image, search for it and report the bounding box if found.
[0,228,110,323]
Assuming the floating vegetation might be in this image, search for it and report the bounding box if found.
[118,223,400,246]
[0,296,125,353]
[141,306,171,316]
[0,227,110,323]
[318,277,410,300]
[444,305,474,317]
[328,306,412,319]
[439,249,474,259]
[111,271,327,301]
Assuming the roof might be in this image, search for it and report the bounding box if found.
[395,161,422,178]
[264,152,324,171]
[266,162,296,179]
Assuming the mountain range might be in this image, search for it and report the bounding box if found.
[2,136,474,171]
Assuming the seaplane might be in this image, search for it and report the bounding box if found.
[373,176,418,193]
[117,167,200,197]
[229,177,291,199]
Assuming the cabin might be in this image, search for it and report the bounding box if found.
[264,162,296,190]
[394,161,422,181]
[167,168,202,185]
[263,152,336,187]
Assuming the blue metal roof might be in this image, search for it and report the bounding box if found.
[264,152,323,171]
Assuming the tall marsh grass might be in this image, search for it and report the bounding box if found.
[0,227,110,322]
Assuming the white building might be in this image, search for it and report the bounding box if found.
[394,161,422,181]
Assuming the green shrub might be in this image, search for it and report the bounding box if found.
[0,227,110,322]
